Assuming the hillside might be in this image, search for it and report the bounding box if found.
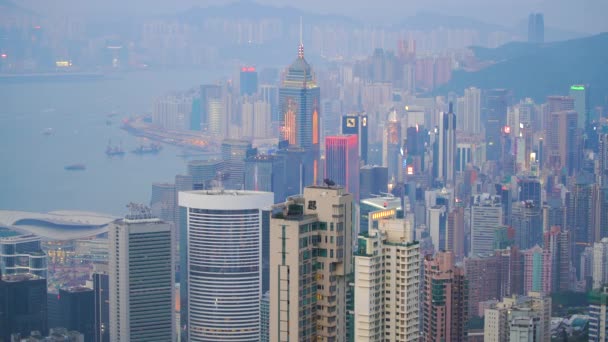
[437,33,608,105]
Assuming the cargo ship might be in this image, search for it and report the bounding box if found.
[64,164,86,171]
[132,143,162,155]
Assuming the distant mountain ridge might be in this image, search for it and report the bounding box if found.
[437,33,608,106]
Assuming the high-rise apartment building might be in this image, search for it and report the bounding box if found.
[269,186,353,341]
[421,252,468,342]
[470,194,503,256]
[464,254,500,318]
[593,238,608,289]
[0,234,47,278]
[109,207,175,342]
[278,42,321,186]
[463,87,481,135]
[354,209,420,341]
[522,245,552,295]
[325,135,360,200]
[543,227,571,292]
[598,133,608,187]
[179,190,273,341]
[527,13,545,43]
[589,287,608,341]
[484,292,551,342]
[447,206,466,261]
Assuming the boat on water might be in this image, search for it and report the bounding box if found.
[64,164,86,171]
[106,140,125,157]
[132,143,162,155]
[42,128,54,136]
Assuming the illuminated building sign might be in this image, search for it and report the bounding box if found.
[407,166,414,175]
[570,85,585,91]
[55,60,71,67]
[370,209,396,221]
[342,116,359,134]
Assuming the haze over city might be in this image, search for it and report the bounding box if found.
[1,0,607,341]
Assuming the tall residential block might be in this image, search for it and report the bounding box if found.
[179,190,273,341]
[354,209,420,341]
[589,287,608,342]
[421,252,468,342]
[270,186,353,341]
[109,207,175,342]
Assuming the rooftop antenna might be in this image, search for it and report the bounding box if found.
[298,16,304,59]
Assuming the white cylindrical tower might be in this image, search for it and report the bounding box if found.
[179,190,273,342]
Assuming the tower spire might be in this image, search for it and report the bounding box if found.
[298,16,304,59]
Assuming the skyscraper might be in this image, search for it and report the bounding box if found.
[598,133,608,187]
[463,87,481,135]
[341,113,369,164]
[325,135,360,199]
[359,165,388,200]
[422,252,468,342]
[354,209,420,341]
[240,66,258,96]
[438,103,456,186]
[484,89,511,162]
[528,13,545,44]
[0,234,47,278]
[570,84,590,129]
[543,227,571,292]
[221,139,252,190]
[428,205,448,252]
[269,186,353,341]
[244,154,286,203]
[384,111,402,182]
[512,200,543,250]
[278,40,321,186]
[54,287,95,341]
[109,206,175,342]
[0,272,48,341]
[470,194,503,256]
[545,110,579,175]
[93,272,109,342]
[179,190,273,341]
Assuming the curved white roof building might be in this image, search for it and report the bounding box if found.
[0,210,116,240]
[179,190,273,342]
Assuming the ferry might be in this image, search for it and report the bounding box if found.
[106,141,125,157]
[132,143,162,155]
[64,164,86,171]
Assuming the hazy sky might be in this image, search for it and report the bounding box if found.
[16,0,608,33]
